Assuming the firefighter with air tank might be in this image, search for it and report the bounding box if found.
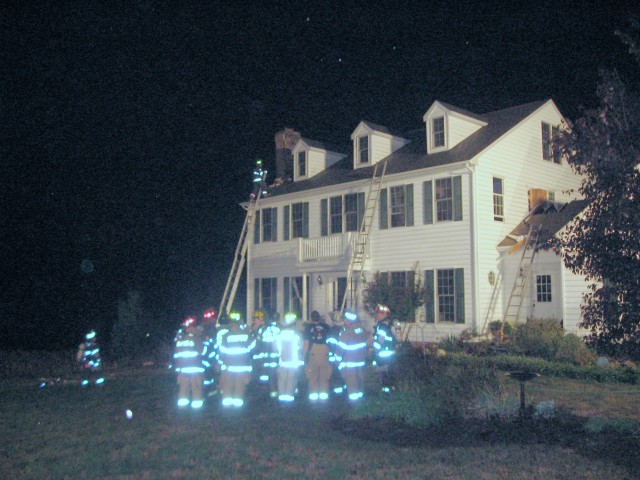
[173,317,206,409]
[372,303,400,393]
[302,310,332,402]
[336,310,369,401]
[217,312,256,408]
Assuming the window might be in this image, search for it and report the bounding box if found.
[390,271,407,288]
[536,275,552,302]
[321,193,365,236]
[344,193,361,232]
[262,207,277,242]
[284,276,304,317]
[432,117,445,148]
[358,135,369,164]
[297,151,306,176]
[390,186,406,227]
[424,268,465,323]
[254,277,277,315]
[284,202,309,240]
[334,277,347,311]
[436,178,453,221]
[379,185,414,229]
[423,177,462,224]
[493,177,504,222]
[541,122,560,163]
[330,196,343,234]
[548,191,555,202]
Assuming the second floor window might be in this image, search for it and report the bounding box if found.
[262,207,277,242]
[297,151,307,176]
[432,117,445,148]
[493,177,504,222]
[330,196,343,234]
[423,176,462,224]
[358,135,369,164]
[284,202,309,240]
[379,184,414,229]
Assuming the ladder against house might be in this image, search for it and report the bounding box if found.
[340,160,388,316]
[219,193,262,316]
[500,224,542,334]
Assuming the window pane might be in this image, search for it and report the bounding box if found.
[359,136,369,163]
[262,208,273,241]
[437,269,455,321]
[390,186,406,227]
[298,151,306,176]
[436,178,453,221]
[493,177,504,222]
[292,203,304,238]
[330,196,343,234]
[433,117,445,148]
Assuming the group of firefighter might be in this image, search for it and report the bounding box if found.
[171,304,400,410]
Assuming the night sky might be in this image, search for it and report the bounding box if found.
[2,1,637,350]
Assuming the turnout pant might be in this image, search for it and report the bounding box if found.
[277,366,300,401]
[305,344,331,397]
[177,373,203,405]
[341,366,365,400]
[220,371,251,405]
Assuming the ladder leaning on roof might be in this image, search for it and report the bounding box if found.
[500,223,542,335]
[219,191,262,316]
[339,160,388,316]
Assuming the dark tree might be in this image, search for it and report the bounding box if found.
[558,23,640,359]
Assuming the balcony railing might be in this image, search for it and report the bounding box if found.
[299,233,366,262]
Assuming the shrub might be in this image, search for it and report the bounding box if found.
[555,334,598,366]
[509,317,564,360]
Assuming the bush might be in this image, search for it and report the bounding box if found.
[555,334,597,366]
[509,318,564,360]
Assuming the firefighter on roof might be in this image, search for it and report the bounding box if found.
[337,310,369,401]
[173,317,206,409]
[275,312,304,403]
[77,330,104,387]
[372,304,400,392]
[250,159,268,201]
[217,312,256,407]
[303,310,332,402]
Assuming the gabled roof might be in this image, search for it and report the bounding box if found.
[296,137,343,153]
[429,101,488,124]
[498,199,590,249]
[268,100,548,197]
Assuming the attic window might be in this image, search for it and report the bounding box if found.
[297,151,307,176]
[357,135,369,164]
[541,122,560,164]
[432,117,445,148]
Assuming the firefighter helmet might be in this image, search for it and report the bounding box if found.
[343,310,359,324]
[229,311,242,322]
[253,310,265,321]
[283,312,297,326]
[85,330,97,341]
[182,317,197,328]
[376,304,391,315]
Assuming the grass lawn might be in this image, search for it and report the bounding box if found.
[1,368,638,479]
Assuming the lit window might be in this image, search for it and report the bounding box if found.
[536,275,552,302]
[298,151,306,176]
[432,117,445,148]
[358,136,369,164]
[493,177,504,222]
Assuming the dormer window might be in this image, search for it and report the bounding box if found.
[357,135,369,164]
[432,117,445,148]
[541,122,560,164]
[297,151,307,176]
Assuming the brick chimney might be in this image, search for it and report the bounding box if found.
[274,128,301,182]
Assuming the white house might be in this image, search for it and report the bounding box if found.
[244,99,589,342]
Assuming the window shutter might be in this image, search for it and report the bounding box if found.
[272,207,278,242]
[424,270,434,323]
[271,277,278,312]
[455,268,465,323]
[254,210,261,244]
[453,176,462,221]
[405,184,414,226]
[302,202,309,238]
[283,206,290,240]
[357,192,365,230]
[379,188,388,229]
[254,278,260,310]
[320,199,328,236]
[423,181,433,224]
[284,277,290,312]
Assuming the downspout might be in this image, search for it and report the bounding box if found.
[465,162,480,334]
